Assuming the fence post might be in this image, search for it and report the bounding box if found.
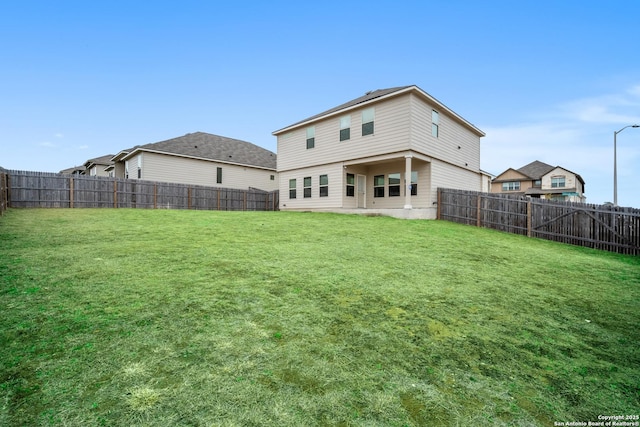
[188,187,192,209]
[476,194,481,227]
[154,183,157,209]
[6,174,10,209]
[436,188,442,219]
[243,191,247,211]
[527,200,532,238]
[217,190,220,210]
[69,177,74,208]
[113,180,118,209]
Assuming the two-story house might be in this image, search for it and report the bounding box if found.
[273,85,486,219]
[109,132,278,191]
[83,155,115,177]
[491,160,586,202]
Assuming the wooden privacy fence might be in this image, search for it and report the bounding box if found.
[0,167,8,216]
[6,170,279,212]
[437,188,640,256]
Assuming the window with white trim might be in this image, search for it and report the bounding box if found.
[306,127,315,149]
[432,110,439,138]
[374,175,385,197]
[289,179,296,199]
[346,173,355,197]
[502,181,520,191]
[362,107,374,136]
[388,173,401,197]
[340,115,351,141]
[303,176,312,198]
[411,171,418,196]
[319,174,328,197]
[551,176,566,188]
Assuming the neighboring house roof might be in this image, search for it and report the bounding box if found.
[84,155,115,169]
[272,85,485,137]
[517,160,555,179]
[59,166,85,175]
[113,132,277,170]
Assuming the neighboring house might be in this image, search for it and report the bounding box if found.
[491,160,586,202]
[84,155,115,177]
[59,166,86,175]
[272,85,486,219]
[110,132,278,191]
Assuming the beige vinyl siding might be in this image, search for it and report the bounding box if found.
[136,152,277,191]
[496,169,528,180]
[409,94,481,171]
[277,95,412,172]
[430,159,482,205]
[279,163,344,210]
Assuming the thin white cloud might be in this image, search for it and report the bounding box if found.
[557,85,640,125]
[55,133,64,138]
[78,145,89,150]
[39,141,56,148]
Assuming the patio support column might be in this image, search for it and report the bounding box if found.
[404,154,412,209]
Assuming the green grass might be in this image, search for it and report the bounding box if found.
[1,209,638,426]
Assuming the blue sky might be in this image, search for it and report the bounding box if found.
[1,0,639,207]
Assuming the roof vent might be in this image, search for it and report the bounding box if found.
[194,145,198,148]
[365,90,373,95]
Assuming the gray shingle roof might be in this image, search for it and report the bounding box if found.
[517,160,555,179]
[130,132,277,170]
[84,154,115,168]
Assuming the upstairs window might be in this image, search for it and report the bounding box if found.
[388,173,401,197]
[374,175,385,197]
[216,167,222,184]
[534,179,542,187]
[432,110,439,138]
[306,127,315,149]
[303,176,312,198]
[362,107,375,136]
[319,174,328,197]
[551,176,566,188]
[340,115,351,141]
[502,181,520,191]
[346,173,355,197]
[289,179,296,199]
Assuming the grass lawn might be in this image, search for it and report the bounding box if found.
[0,209,638,426]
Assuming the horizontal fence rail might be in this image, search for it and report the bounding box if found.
[6,170,279,212]
[437,188,640,256]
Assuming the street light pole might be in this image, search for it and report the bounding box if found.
[614,124,640,206]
